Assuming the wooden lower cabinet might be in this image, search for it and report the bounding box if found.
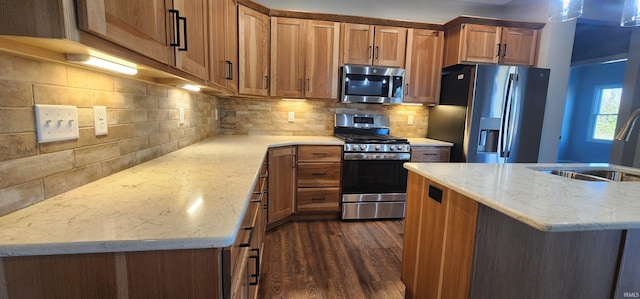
[267,146,296,224]
[410,146,451,162]
[1,249,222,298]
[1,157,270,299]
[296,187,340,212]
[295,146,341,214]
[403,171,637,299]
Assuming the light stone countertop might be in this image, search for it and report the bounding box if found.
[404,162,640,232]
[407,138,453,147]
[0,136,343,257]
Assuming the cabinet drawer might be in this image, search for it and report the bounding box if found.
[411,147,451,162]
[297,163,341,187]
[297,146,342,162]
[296,187,340,212]
[229,200,259,276]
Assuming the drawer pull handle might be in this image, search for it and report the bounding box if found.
[311,197,326,201]
[312,172,327,176]
[423,153,438,156]
[312,152,328,156]
[249,248,260,286]
[239,226,254,247]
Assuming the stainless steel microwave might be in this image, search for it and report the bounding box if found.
[340,65,405,104]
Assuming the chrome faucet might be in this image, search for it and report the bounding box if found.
[615,108,640,141]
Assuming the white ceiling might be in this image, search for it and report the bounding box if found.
[459,0,512,4]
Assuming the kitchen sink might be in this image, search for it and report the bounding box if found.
[536,168,640,182]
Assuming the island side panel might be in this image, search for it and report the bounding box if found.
[440,190,478,299]
[469,205,623,299]
[613,229,640,298]
[401,171,425,297]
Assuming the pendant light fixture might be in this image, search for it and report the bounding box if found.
[548,0,584,22]
[621,0,640,26]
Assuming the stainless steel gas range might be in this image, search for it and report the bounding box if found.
[334,113,410,220]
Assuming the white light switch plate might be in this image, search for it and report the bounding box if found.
[93,106,108,136]
[408,115,414,125]
[288,111,295,122]
[34,104,80,143]
[179,107,185,125]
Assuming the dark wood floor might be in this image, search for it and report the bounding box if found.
[258,219,406,299]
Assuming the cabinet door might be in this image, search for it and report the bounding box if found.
[404,29,444,105]
[341,23,375,65]
[270,18,305,98]
[209,0,238,92]
[373,26,407,67]
[460,24,500,64]
[305,20,341,99]
[77,0,172,64]
[173,0,209,79]
[267,147,296,223]
[499,27,539,66]
[238,5,269,96]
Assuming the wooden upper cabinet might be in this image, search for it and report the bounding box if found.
[305,20,341,99]
[341,24,375,65]
[238,5,270,97]
[271,18,340,100]
[209,0,238,93]
[77,0,208,79]
[460,24,501,64]
[499,27,539,66]
[173,0,209,79]
[341,23,407,68]
[77,0,173,64]
[444,22,540,67]
[404,29,444,105]
[271,18,305,98]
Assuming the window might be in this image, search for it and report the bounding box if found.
[590,85,622,141]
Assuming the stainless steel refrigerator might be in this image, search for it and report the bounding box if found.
[427,64,550,163]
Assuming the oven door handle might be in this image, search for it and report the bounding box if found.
[343,153,411,160]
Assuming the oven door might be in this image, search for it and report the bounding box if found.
[341,159,408,197]
[341,158,408,220]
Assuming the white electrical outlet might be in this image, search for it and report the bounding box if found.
[93,106,108,136]
[408,115,414,125]
[288,111,295,122]
[214,109,219,120]
[179,107,185,125]
[34,104,80,143]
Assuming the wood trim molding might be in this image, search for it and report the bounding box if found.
[237,0,443,30]
[445,15,545,30]
[270,9,443,30]
[237,0,270,15]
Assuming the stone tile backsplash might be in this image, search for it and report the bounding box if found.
[0,52,218,216]
[218,98,429,137]
[0,50,431,217]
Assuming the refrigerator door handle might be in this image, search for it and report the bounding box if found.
[500,74,516,159]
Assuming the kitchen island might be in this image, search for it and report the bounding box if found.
[402,162,640,299]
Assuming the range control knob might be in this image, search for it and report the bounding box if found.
[391,145,396,150]
[360,144,366,150]
[397,145,403,150]
[375,145,381,150]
